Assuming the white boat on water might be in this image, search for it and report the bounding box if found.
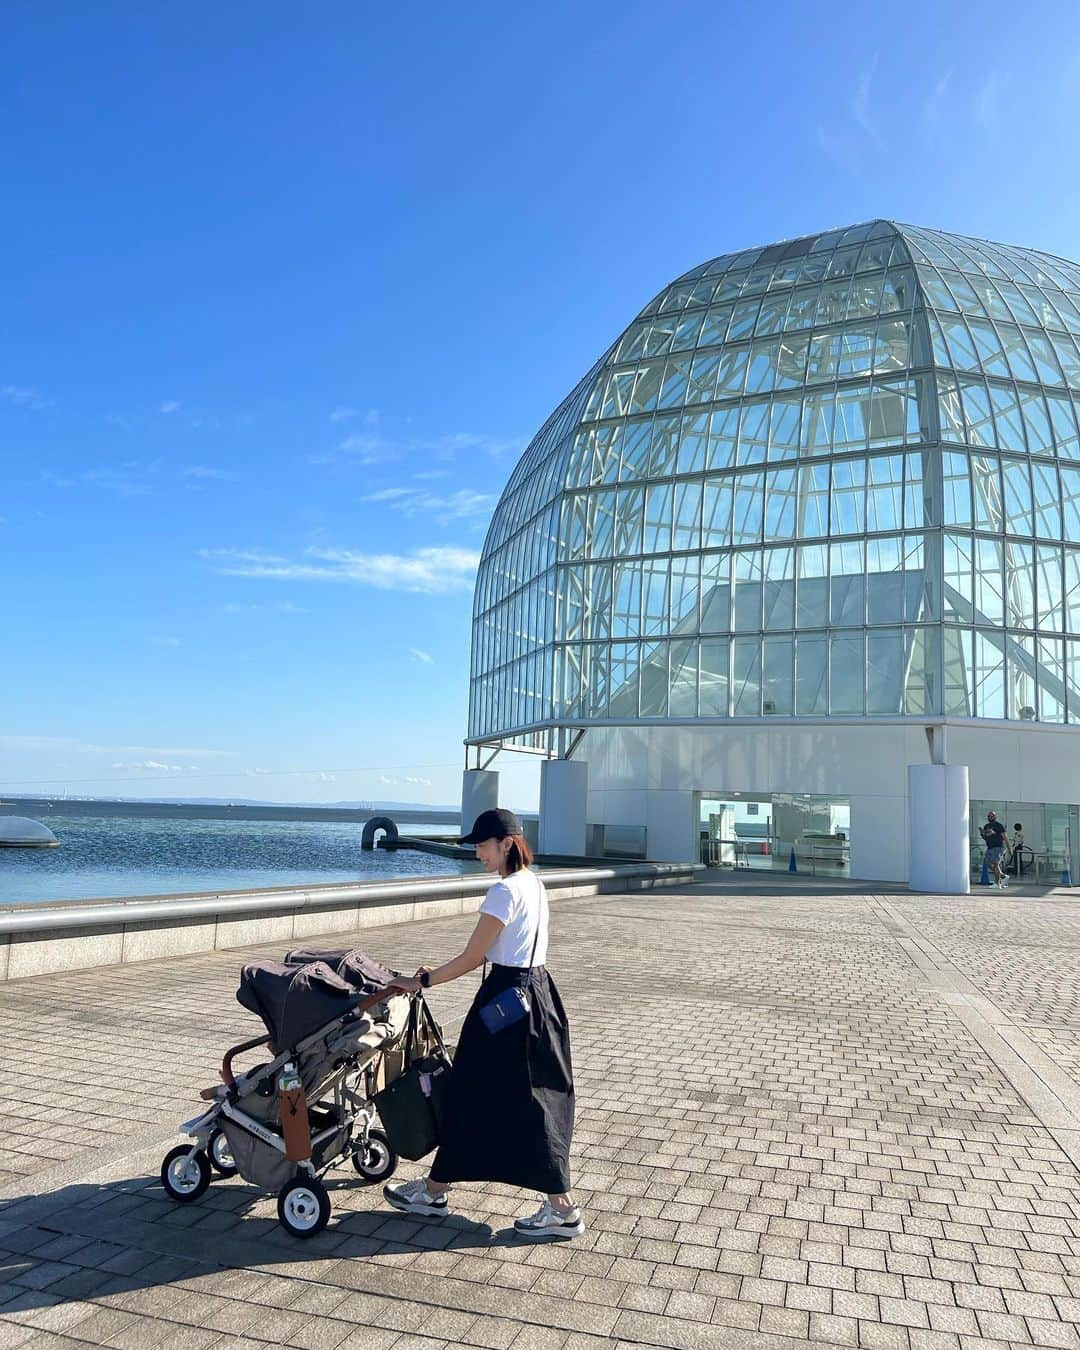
[0,817,59,848]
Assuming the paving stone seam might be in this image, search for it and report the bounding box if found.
[872,897,1080,1174]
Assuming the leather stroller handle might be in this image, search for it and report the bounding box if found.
[221,1033,272,1087]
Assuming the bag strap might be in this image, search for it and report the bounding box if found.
[481,870,545,984]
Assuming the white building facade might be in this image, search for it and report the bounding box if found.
[465,222,1080,889]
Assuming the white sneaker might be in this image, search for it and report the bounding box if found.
[999,876,1009,888]
[383,1177,450,1216]
[513,1197,585,1241]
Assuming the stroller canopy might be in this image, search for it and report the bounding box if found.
[283,947,398,997]
[237,959,361,1050]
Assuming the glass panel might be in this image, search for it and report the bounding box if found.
[970,454,1003,531]
[1038,636,1066,722]
[670,554,699,631]
[1002,459,1034,535]
[639,642,668,716]
[586,563,612,640]
[867,629,905,714]
[943,626,973,715]
[938,373,966,442]
[698,305,732,347]
[973,630,1006,718]
[1021,388,1054,456]
[669,639,698,716]
[1048,393,1080,459]
[1062,466,1080,543]
[999,324,1039,382]
[1004,542,1034,627]
[702,479,733,548]
[612,562,641,638]
[765,467,797,539]
[798,463,830,535]
[629,361,663,414]
[866,536,903,624]
[762,547,795,630]
[829,633,865,714]
[732,637,762,715]
[643,482,673,553]
[829,540,865,625]
[1068,639,1080,722]
[649,414,680,477]
[905,451,928,528]
[589,489,616,558]
[768,395,801,460]
[1037,545,1063,631]
[686,351,720,404]
[706,406,740,470]
[733,550,763,631]
[833,385,870,451]
[737,400,769,465]
[640,559,669,637]
[904,626,940,715]
[1007,633,1037,720]
[677,411,709,474]
[1066,550,1080,632]
[715,345,749,397]
[795,634,827,713]
[558,567,585,641]
[943,452,972,526]
[702,548,734,631]
[762,635,793,715]
[796,544,829,627]
[619,420,652,480]
[831,458,866,534]
[866,455,903,532]
[732,473,764,544]
[1026,330,1065,386]
[903,535,934,620]
[800,388,835,455]
[989,384,1027,454]
[1032,461,1062,538]
[614,485,644,554]
[673,481,702,552]
[608,643,639,718]
[698,638,729,715]
[959,378,996,448]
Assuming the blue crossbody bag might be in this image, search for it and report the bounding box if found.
[478,889,541,1034]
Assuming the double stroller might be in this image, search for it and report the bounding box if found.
[160,947,434,1237]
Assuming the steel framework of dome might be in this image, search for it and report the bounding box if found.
[468,221,1080,754]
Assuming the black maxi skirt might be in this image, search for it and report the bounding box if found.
[428,963,575,1194]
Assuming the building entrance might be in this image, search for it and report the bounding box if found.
[969,799,1078,883]
[697,791,851,876]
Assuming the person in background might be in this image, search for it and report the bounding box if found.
[980,810,1009,889]
[1011,823,1025,876]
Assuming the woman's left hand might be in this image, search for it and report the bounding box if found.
[387,975,422,994]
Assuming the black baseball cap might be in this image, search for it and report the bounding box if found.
[459,807,523,845]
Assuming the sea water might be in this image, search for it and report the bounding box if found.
[0,811,478,906]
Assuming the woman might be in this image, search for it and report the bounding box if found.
[382,807,583,1240]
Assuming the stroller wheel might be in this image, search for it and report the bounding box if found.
[277,1175,332,1238]
[207,1128,238,1177]
[160,1145,211,1203]
[352,1127,398,1183]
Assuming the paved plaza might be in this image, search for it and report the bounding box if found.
[2,878,1080,1349]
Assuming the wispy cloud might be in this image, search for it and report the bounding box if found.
[925,70,951,127]
[379,774,432,788]
[182,465,236,481]
[0,735,231,758]
[413,469,451,481]
[160,400,181,414]
[202,545,480,594]
[329,406,375,423]
[973,70,1007,127]
[112,759,200,772]
[852,53,882,148]
[221,600,308,615]
[361,486,496,523]
[410,648,434,665]
[313,426,520,469]
[2,384,49,410]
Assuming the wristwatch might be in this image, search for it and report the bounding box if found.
[420,970,431,989]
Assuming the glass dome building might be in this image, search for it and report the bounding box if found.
[465,222,1080,886]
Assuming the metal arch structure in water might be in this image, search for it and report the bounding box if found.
[360,816,399,851]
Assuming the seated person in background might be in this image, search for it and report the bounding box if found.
[1011,823,1025,875]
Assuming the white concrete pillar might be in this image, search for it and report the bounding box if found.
[461,769,499,836]
[646,790,697,863]
[907,763,970,894]
[539,759,588,856]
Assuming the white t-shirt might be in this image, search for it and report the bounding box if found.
[478,868,548,967]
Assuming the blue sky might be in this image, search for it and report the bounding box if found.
[3,1,1078,810]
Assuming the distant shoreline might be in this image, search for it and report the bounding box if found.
[0,797,463,826]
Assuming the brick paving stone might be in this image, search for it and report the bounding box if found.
[3,884,1080,1349]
